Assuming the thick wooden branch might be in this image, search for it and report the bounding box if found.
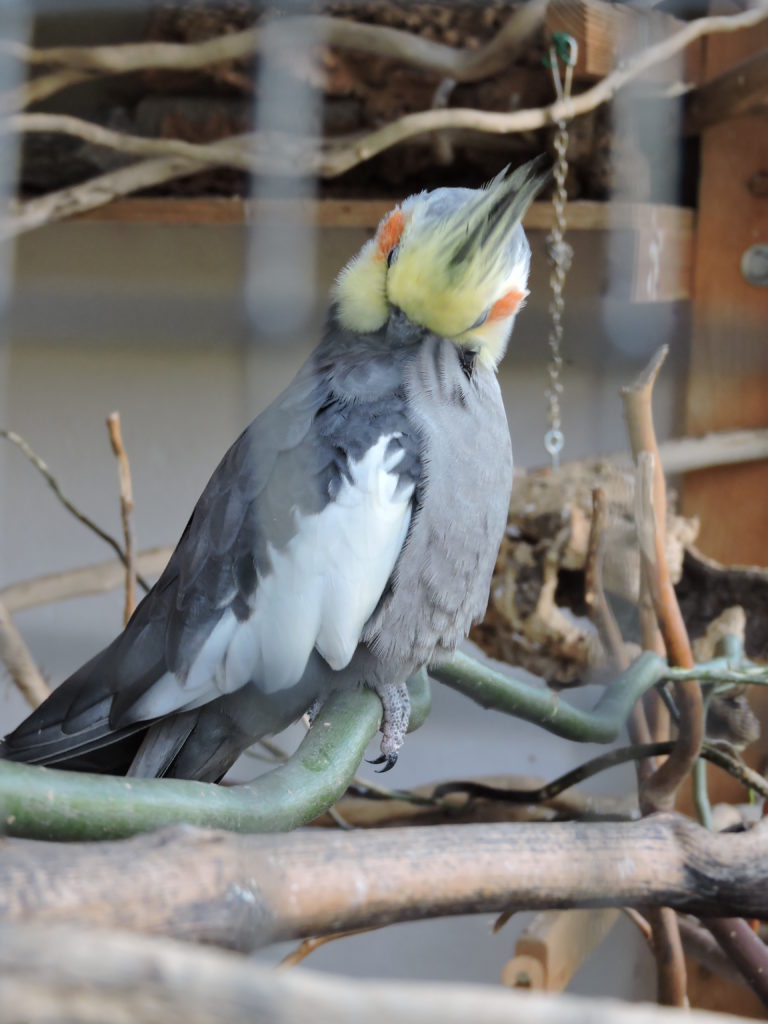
[0,815,766,951]
[0,923,758,1024]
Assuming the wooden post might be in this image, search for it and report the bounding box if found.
[682,20,768,568]
[680,13,768,1019]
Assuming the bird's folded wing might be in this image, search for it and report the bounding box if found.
[119,429,415,724]
[3,372,417,761]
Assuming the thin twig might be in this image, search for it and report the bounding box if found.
[432,740,768,806]
[646,906,687,1007]
[584,487,656,781]
[278,925,380,968]
[623,907,653,945]
[105,412,137,624]
[0,429,150,592]
[348,775,436,806]
[584,487,628,667]
[0,600,51,709]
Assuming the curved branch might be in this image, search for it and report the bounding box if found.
[622,349,703,812]
[2,6,546,82]
[3,644,758,842]
[0,6,547,114]
[0,675,431,841]
[1,815,767,950]
[2,641,756,838]
[432,649,667,743]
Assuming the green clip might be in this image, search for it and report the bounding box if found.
[551,31,578,67]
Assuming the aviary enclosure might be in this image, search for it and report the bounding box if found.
[0,1,767,1021]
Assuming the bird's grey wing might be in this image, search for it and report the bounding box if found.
[1,365,324,762]
[3,356,418,770]
[108,365,347,726]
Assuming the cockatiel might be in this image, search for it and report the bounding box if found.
[1,159,547,781]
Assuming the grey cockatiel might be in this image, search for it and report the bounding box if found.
[1,159,547,781]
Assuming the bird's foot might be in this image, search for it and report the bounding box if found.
[366,682,410,773]
[304,697,324,728]
[367,752,398,773]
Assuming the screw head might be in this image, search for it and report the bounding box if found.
[741,244,768,287]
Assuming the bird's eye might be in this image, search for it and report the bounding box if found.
[470,309,489,329]
[386,245,399,269]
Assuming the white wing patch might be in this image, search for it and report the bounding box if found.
[313,434,413,672]
[166,433,414,707]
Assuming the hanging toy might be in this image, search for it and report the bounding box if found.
[543,33,578,470]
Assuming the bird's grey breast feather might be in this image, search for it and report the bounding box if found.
[363,334,513,676]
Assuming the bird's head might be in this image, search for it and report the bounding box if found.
[333,158,549,369]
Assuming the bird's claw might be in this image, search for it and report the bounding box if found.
[367,752,399,773]
[304,697,324,728]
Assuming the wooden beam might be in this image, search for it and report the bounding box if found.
[73,197,694,303]
[546,0,705,84]
[504,909,620,991]
[74,196,694,232]
[682,21,768,566]
[678,17,768,1018]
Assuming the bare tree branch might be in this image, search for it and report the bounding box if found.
[1,922,760,1024]
[3,5,766,234]
[1,816,767,950]
[0,548,170,613]
[0,600,50,709]
[2,5,547,84]
[431,740,768,807]
[705,918,768,1009]
[646,906,687,1007]
[622,349,703,813]
[0,429,150,592]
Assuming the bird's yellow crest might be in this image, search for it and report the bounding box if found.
[334,160,547,368]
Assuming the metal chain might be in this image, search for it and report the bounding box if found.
[543,35,577,470]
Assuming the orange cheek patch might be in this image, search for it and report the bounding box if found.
[377,210,405,258]
[488,287,527,322]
